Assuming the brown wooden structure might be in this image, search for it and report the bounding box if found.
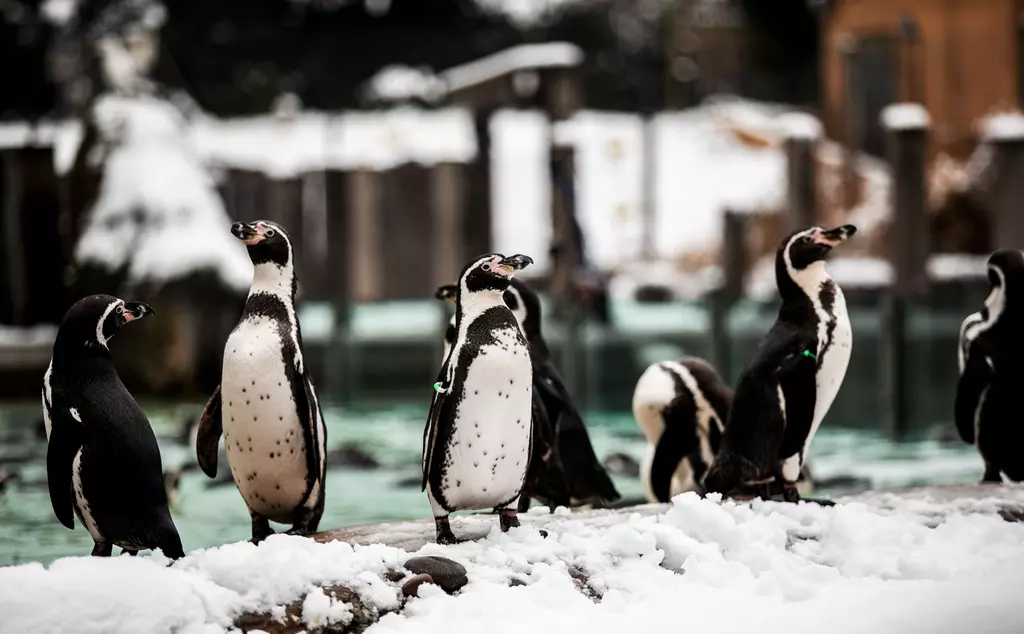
[821,0,1023,159]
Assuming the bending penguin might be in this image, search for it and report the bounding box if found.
[196,220,328,543]
[43,295,184,558]
[632,357,730,502]
[955,249,1024,483]
[703,225,855,502]
[436,282,570,511]
[423,254,535,543]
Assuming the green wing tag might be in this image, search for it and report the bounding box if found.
[802,350,817,361]
[433,382,448,394]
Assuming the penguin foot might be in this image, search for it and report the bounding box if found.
[498,509,520,533]
[250,514,274,544]
[780,483,801,503]
[91,542,112,557]
[982,463,1003,484]
[121,548,139,556]
[434,517,460,545]
[287,506,323,536]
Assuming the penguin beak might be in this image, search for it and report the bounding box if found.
[121,302,155,324]
[494,254,533,276]
[814,225,857,248]
[434,285,458,303]
[231,222,262,245]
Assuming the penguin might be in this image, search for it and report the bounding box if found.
[631,357,731,503]
[43,295,184,558]
[435,282,570,511]
[955,249,1024,483]
[196,220,328,543]
[702,224,856,503]
[423,253,535,544]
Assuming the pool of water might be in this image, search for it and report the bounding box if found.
[0,401,983,566]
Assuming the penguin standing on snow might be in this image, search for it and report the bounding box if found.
[632,357,730,502]
[196,220,327,543]
[955,249,1024,483]
[43,295,184,558]
[703,225,856,502]
[423,254,535,544]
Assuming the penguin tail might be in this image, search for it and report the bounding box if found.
[153,521,185,560]
[701,451,742,497]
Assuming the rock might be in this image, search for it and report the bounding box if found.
[509,578,527,587]
[401,573,434,597]
[383,569,406,583]
[567,565,600,602]
[603,452,640,478]
[235,584,380,634]
[402,556,467,594]
[326,445,380,470]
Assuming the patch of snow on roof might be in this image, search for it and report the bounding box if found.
[881,103,931,131]
[652,100,787,260]
[778,112,822,140]
[5,494,1024,632]
[75,94,252,291]
[928,253,988,281]
[982,112,1024,142]
[472,0,586,27]
[362,65,446,104]
[441,42,583,93]
[193,108,477,176]
[490,109,552,276]
[0,324,58,347]
[0,120,85,174]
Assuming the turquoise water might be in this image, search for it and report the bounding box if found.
[0,401,982,566]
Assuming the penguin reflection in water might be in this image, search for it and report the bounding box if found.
[196,220,328,543]
[43,295,184,558]
[423,254,535,544]
[956,249,1024,483]
[703,225,856,503]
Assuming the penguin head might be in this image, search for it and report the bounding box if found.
[776,224,856,296]
[505,278,542,336]
[231,220,292,269]
[55,294,155,354]
[458,253,533,297]
[434,285,458,303]
[984,249,1024,317]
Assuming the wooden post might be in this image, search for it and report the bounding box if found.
[325,169,352,405]
[782,113,821,230]
[708,210,747,381]
[880,103,930,440]
[640,113,657,259]
[841,36,863,209]
[348,169,382,302]
[431,162,464,340]
[0,149,22,325]
[984,115,1024,251]
[544,65,585,401]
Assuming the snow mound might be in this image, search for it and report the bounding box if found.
[881,103,931,131]
[5,492,1024,633]
[982,112,1024,142]
[74,94,252,291]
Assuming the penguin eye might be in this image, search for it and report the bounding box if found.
[115,305,124,314]
[265,229,276,238]
[482,263,491,272]
[801,235,813,243]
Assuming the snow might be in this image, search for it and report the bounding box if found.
[881,103,931,131]
[74,94,252,291]
[472,0,587,26]
[192,108,477,177]
[362,65,446,104]
[778,112,822,140]
[5,492,1024,633]
[0,324,58,347]
[40,0,77,25]
[490,109,553,276]
[982,112,1024,142]
[927,253,988,281]
[441,43,583,93]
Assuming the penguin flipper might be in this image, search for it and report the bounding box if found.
[196,385,223,479]
[650,420,699,503]
[955,350,993,445]
[46,403,83,530]
[422,365,451,492]
[775,350,818,465]
[298,374,327,489]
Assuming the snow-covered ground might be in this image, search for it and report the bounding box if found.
[4,489,1024,634]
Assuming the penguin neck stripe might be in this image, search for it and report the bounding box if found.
[963,265,1006,366]
[248,262,304,373]
[95,300,121,349]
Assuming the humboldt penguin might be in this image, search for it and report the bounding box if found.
[196,220,328,542]
[703,225,855,502]
[44,295,183,558]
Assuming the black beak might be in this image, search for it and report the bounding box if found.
[231,222,257,241]
[815,224,857,248]
[434,285,458,302]
[121,301,155,324]
[496,254,533,274]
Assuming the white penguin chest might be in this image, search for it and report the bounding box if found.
[72,450,102,541]
[221,317,310,519]
[442,326,533,510]
[808,290,852,451]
